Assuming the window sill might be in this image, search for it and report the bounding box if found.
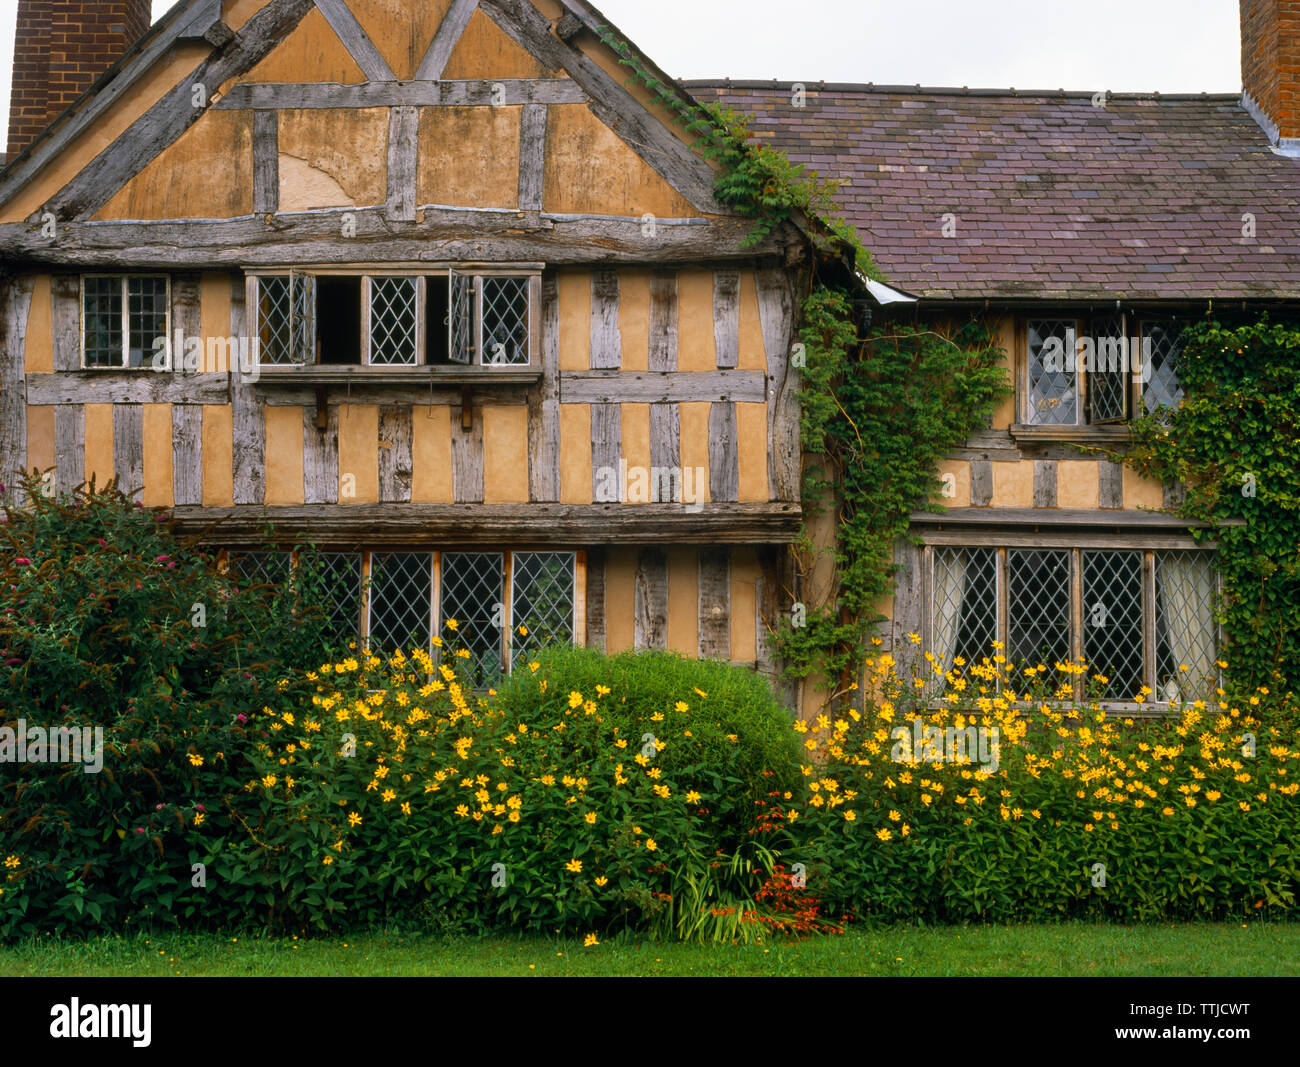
[253,365,542,387]
[1009,423,1131,446]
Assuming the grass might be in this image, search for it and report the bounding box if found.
[2,921,1297,977]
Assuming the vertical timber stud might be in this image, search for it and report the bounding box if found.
[452,402,484,503]
[591,404,620,501]
[172,274,205,501]
[712,270,740,369]
[1033,459,1058,508]
[528,273,560,501]
[698,547,730,659]
[303,405,339,503]
[0,276,34,503]
[231,272,265,504]
[172,406,203,505]
[55,405,85,497]
[386,107,418,223]
[970,459,993,507]
[648,271,679,498]
[590,270,621,369]
[634,548,668,651]
[252,111,279,214]
[1099,458,1123,509]
[517,104,546,213]
[50,275,80,372]
[585,547,605,651]
[113,404,144,502]
[755,269,798,502]
[378,405,413,503]
[172,275,201,375]
[708,402,738,502]
[891,538,924,682]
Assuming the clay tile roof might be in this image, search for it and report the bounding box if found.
[684,81,1300,302]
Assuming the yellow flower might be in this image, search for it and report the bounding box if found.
[566,859,583,873]
[594,876,609,887]
[445,618,459,631]
[193,812,205,828]
[348,812,362,827]
[261,774,277,788]
[585,812,597,824]
[322,855,334,865]
[686,790,702,804]
[400,801,411,815]
[844,810,856,822]
[188,753,204,767]
[584,933,599,947]
[876,828,893,841]
[645,838,658,851]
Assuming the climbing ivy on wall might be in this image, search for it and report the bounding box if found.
[1126,315,1300,701]
[600,30,1011,706]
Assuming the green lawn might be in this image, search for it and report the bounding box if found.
[2,921,1296,977]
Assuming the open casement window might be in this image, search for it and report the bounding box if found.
[447,269,474,365]
[81,274,170,369]
[925,543,1219,707]
[255,272,316,365]
[250,269,537,368]
[1140,320,1186,413]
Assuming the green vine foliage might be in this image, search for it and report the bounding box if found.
[775,305,1012,692]
[596,28,1009,702]
[1126,316,1300,700]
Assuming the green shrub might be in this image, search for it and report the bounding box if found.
[0,476,334,938]
[230,643,796,939]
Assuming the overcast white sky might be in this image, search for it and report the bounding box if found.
[0,0,1244,139]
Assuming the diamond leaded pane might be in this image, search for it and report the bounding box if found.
[449,271,473,364]
[1082,550,1145,699]
[83,277,123,367]
[1007,548,1072,668]
[932,547,998,678]
[1143,323,1185,413]
[368,552,433,654]
[441,552,503,685]
[369,277,418,365]
[1155,550,1219,703]
[296,551,363,649]
[258,276,293,364]
[127,276,168,368]
[1027,320,1078,425]
[481,277,530,365]
[1087,315,1128,423]
[227,550,292,588]
[512,552,575,663]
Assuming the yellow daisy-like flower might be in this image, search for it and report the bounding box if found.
[508,811,520,822]
[584,934,599,947]
[645,838,658,851]
[188,753,204,767]
[686,790,702,804]
[348,812,362,827]
[445,618,459,631]
[566,858,584,873]
[594,876,608,887]
[844,810,856,822]
[400,802,411,815]
[381,789,396,803]
[876,828,893,842]
[261,774,277,788]
[585,812,597,824]
[322,855,334,865]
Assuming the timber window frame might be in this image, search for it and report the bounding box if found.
[923,539,1219,709]
[221,547,583,684]
[80,274,171,370]
[1017,314,1186,433]
[247,267,541,371]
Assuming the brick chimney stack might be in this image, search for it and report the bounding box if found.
[1241,0,1300,155]
[6,0,153,162]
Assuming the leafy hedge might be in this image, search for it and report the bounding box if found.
[0,477,334,937]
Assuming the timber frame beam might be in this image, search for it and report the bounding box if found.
[168,502,803,546]
[0,209,801,269]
